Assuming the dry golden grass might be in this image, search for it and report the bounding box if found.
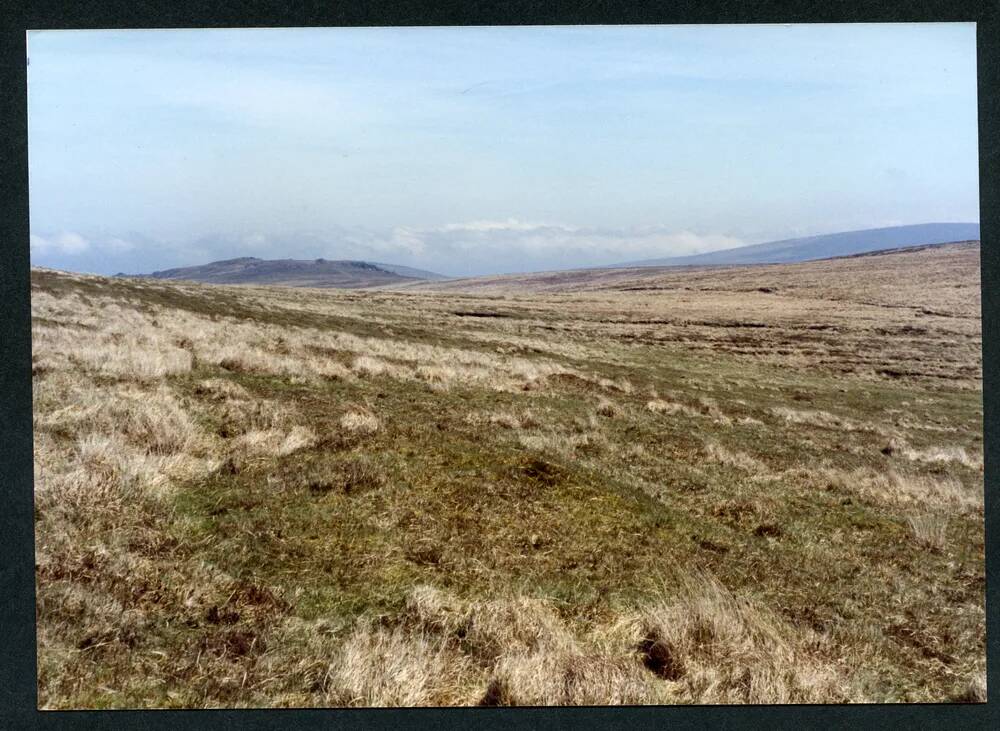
[485,650,658,706]
[906,513,949,553]
[316,576,856,706]
[30,242,984,708]
[770,406,857,431]
[195,378,251,401]
[325,623,479,706]
[813,466,983,515]
[898,443,983,470]
[646,398,700,417]
[340,409,380,435]
[704,442,766,473]
[235,425,318,458]
[618,571,851,704]
[464,410,540,430]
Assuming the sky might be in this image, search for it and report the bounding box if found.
[27,24,980,277]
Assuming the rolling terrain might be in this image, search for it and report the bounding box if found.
[31,241,984,707]
[611,222,981,268]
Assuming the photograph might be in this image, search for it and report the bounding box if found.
[26,24,985,708]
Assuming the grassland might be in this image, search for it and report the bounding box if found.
[31,242,985,707]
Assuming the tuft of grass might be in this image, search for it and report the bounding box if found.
[324,622,480,706]
[906,514,948,552]
[483,649,657,706]
[770,406,855,431]
[621,571,851,704]
[703,442,766,473]
[340,409,380,435]
[646,399,698,417]
[595,397,620,418]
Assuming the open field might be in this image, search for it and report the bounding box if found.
[31,241,985,707]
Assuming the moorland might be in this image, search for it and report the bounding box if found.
[31,241,985,707]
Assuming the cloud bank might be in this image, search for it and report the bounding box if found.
[28,222,744,277]
[30,232,92,255]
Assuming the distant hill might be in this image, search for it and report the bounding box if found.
[395,240,980,296]
[125,257,445,289]
[613,223,981,268]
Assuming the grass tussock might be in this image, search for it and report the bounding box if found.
[485,650,657,706]
[770,406,856,431]
[465,410,540,430]
[38,383,200,456]
[234,425,318,458]
[36,433,165,516]
[646,399,700,417]
[703,442,766,473]
[517,429,606,459]
[340,409,380,435]
[906,514,949,553]
[816,467,982,514]
[195,378,251,401]
[324,578,856,706]
[620,572,851,704]
[598,376,634,395]
[595,397,621,418]
[899,444,982,470]
[325,623,480,706]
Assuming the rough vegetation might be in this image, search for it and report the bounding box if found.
[31,242,985,707]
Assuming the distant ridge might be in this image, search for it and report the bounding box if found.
[125,257,445,289]
[613,223,981,268]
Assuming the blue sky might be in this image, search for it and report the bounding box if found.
[27,24,979,276]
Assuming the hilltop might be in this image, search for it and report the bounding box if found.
[124,257,445,289]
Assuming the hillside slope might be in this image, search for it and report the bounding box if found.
[394,240,981,298]
[31,242,984,707]
[614,223,980,268]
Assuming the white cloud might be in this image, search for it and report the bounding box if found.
[29,231,91,255]
[310,220,744,273]
[56,232,90,253]
[438,219,569,234]
[28,222,744,277]
[391,221,743,272]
